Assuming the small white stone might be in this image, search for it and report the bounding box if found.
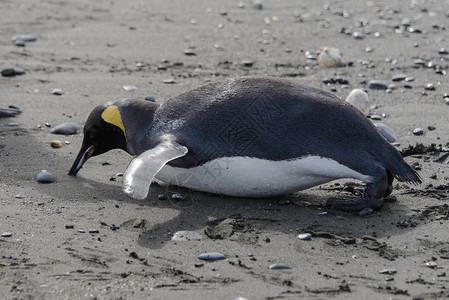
[413,128,424,136]
[123,85,138,91]
[52,88,63,95]
[172,231,203,241]
[163,78,175,84]
[345,89,370,116]
[317,47,344,67]
[297,233,312,240]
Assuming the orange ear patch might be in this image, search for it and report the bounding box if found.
[101,105,127,141]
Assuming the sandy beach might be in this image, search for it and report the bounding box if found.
[1,0,448,299]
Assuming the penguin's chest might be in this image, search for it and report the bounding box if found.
[155,156,372,197]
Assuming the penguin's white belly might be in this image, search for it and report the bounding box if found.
[155,156,373,197]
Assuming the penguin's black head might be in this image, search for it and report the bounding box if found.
[68,103,128,176]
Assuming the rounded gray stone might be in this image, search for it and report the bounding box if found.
[198,252,226,261]
[269,263,292,270]
[51,122,78,135]
[37,170,54,183]
[374,123,398,143]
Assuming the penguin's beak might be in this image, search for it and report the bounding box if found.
[68,145,96,176]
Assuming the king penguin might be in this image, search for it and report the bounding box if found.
[68,76,421,211]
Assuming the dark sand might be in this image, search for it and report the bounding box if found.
[1,0,448,299]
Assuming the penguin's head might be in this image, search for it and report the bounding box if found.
[68,102,130,176]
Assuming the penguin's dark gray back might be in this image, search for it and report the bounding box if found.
[147,76,420,184]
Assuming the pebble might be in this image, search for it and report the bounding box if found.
[157,194,167,200]
[392,74,407,82]
[51,122,78,135]
[50,140,63,148]
[428,126,436,131]
[145,96,155,102]
[427,60,437,68]
[7,123,19,126]
[379,269,397,274]
[78,230,85,233]
[439,48,449,55]
[184,49,196,56]
[405,77,414,82]
[1,232,12,237]
[414,59,426,66]
[11,35,36,47]
[11,34,37,44]
[269,264,292,270]
[52,88,64,96]
[172,231,204,241]
[198,252,226,261]
[426,261,438,268]
[297,233,312,240]
[171,193,184,200]
[413,128,424,136]
[345,89,370,116]
[240,60,254,67]
[317,47,344,67]
[374,123,398,143]
[15,194,25,199]
[163,78,175,84]
[368,80,388,90]
[370,115,382,121]
[1,68,26,77]
[335,77,348,84]
[385,277,394,281]
[13,39,26,47]
[89,229,100,233]
[253,1,263,10]
[37,170,54,183]
[123,85,138,91]
[425,83,435,91]
[194,263,204,268]
[359,208,374,217]
[352,32,364,39]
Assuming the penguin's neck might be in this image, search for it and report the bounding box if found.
[122,101,159,156]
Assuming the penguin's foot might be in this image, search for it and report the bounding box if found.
[326,196,383,212]
[326,172,389,212]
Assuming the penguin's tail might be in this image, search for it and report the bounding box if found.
[381,143,422,184]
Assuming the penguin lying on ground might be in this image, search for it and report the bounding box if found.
[68,76,421,211]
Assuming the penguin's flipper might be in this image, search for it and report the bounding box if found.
[123,140,188,200]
